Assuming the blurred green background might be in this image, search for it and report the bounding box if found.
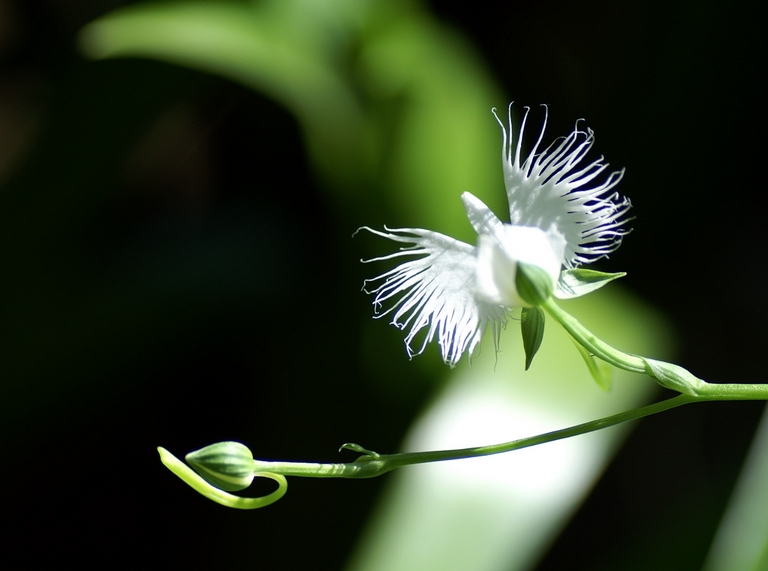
[1,0,766,569]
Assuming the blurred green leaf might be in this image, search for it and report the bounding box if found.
[703,404,768,571]
[78,0,504,235]
[573,340,613,391]
[79,1,373,189]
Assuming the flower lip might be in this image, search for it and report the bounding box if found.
[475,224,566,307]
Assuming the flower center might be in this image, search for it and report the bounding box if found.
[475,224,566,307]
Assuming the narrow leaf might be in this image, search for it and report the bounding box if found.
[520,307,545,370]
[572,341,613,390]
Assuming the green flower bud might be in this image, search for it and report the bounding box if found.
[185,441,256,492]
[515,261,554,306]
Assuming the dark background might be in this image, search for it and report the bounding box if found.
[1,0,766,569]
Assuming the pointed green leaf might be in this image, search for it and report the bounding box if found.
[572,341,613,391]
[556,269,626,299]
[520,307,545,370]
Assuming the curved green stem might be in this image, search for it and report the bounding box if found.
[243,394,697,479]
[160,387,768,508]
[542,297,768,398]
[541,297,646,373]
[160,296,768,509]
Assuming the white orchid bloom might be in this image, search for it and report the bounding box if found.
[360,105,631,367]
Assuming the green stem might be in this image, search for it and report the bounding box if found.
[542,297,768,399]
[251,394,696,479]
[248,386,768,482]
[541,297,646,373]
[695,383,768,401]
[161,296,768,508]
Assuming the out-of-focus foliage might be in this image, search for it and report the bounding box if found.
[704,406,768,571]
[80,0,505,235]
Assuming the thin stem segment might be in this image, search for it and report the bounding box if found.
[541,297,646,373]
[243,394,696,480]
[541,297,768,399]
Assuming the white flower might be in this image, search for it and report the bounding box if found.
[360,105,631,367]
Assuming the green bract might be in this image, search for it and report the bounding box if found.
[556,269,626,299]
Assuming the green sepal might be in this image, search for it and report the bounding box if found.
[515,262,554,306]
[556,269,626,299]
[572,340,613,391]
[521,307,545,370]
[185,441,256,492]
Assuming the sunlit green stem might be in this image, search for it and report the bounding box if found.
[541,297,646,373]
[161,386,768,508]
[160,295,768,509]
[241,394,697,479]
[541,297,768,399]
[695,383,768,401]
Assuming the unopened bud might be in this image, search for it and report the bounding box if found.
[515,262,554,306]
[186,441,255,492]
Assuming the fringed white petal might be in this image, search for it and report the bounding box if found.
[494,105,631,268]
[359,226,507,367]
